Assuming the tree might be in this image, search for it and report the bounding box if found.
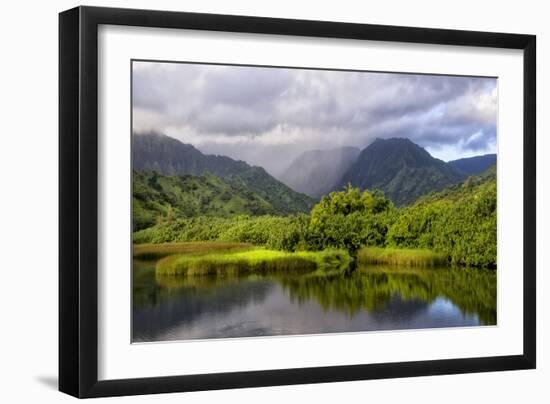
[308,186,394,255]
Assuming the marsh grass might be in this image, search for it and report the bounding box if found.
[358,246,447,267]
[133,241,252,260]
[155,247,351,276]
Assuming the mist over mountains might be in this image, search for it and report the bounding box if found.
[278,147,360,199]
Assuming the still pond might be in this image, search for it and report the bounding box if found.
[132,252,496,342]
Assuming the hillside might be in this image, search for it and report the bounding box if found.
[448,153,497,176]
[340,138,464,206]
[279,147,360,198]
[133,171,280,231]
[413,163,496,205]
[387,164,496,267]
[133,133,315,215]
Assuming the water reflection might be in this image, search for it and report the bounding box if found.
[132,259,496,342]
[282,267,496,324]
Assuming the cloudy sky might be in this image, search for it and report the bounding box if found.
[133,61,497,176]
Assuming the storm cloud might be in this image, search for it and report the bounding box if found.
[133,61,497,175]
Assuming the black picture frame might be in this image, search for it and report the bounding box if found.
[59,5,536,398]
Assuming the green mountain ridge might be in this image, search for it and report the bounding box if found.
[133,133,315,217]
[340,138,465,206]
[133,171,282,231]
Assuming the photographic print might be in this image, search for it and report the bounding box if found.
[131,61,497,343]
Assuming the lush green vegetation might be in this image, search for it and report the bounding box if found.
[134,165,496,268]
[133,215,311,251]
[307,185,394,254]
[386,169,496,267]
[133,171,279,230]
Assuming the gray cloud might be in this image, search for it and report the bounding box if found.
[132,61,497,173]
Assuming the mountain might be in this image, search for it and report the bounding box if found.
[279,147,360,198]
[133,171,278,231]
[132,133,315,217]
[448,154,497,177]
[340,138,464,206]
[133,132,250,176]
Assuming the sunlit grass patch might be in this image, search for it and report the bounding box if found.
[358,246,447,267]
[155,248,351,276]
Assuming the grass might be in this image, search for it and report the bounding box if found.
[132,241,252,259]
[137,242,448,278]
[358,246,447,267]
[155,246,351,276]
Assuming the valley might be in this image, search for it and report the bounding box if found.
[132,132,496,269]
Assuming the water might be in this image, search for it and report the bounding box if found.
[132,257,496,342]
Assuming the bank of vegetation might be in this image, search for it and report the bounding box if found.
[133,166,496,269]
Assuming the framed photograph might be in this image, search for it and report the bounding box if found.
[59,6,536,398]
